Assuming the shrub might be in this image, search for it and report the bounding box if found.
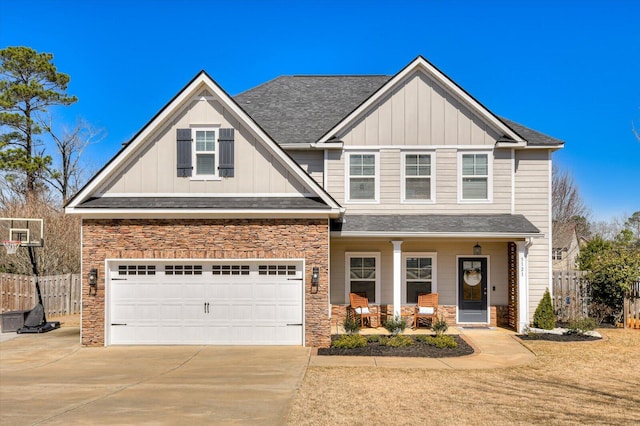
[431,316,448,336]
[414,334,429,343]
[331,334,367,349]
[343,315,360,334]
[425,335,458,349]
[383,315,407,335]
[566,317,597,335]
[533,289,555,330]
[380,335,414,348]
[366,335,381,343]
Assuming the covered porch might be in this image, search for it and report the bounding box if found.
[329,215,542,334]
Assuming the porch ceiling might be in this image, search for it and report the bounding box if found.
[331,214,541,238]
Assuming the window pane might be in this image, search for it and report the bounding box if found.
[406,178,430,200]
[362,155,375,166]
[350,177,375,199]
[463,177,488,199]
[350,257,376,279]
[196,154,215,175]
[407,282,432,304]
[196,130,216,152]
[475,154,488,175]
[462,154,475,175]
[351,281,375,301]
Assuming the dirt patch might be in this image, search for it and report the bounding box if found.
[317,335,474,357]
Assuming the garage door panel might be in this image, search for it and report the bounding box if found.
[109,260,304,345]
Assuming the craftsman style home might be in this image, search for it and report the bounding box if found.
[66,56,563,347]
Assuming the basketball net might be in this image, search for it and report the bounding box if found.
[2,240,21,255]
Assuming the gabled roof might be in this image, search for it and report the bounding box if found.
[235,75,390,146]
[66,71,343,216]
[234,56,563,148]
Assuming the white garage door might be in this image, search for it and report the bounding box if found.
[108,260,304,345]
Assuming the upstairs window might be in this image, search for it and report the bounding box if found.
[347,153,378,202]
[194,129,217,176]
[460,152,490,201]
[403,153,433,202]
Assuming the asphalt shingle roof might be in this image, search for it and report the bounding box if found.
[77,197,331,210]
[331,214,541,235]
[234,75,563,147]
[234,75,391,145]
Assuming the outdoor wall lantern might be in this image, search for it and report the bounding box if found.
[473,243,482,255]
[88,268,98,296]
[311,266,320,293]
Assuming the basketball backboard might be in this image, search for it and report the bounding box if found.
[0,218,44,247]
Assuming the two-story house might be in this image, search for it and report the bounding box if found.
[66,56,563,347]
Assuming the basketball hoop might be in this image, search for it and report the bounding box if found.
[2,240,21,255]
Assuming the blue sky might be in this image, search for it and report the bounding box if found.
[2,0,638,221]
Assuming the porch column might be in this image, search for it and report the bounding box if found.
[517,241,529,333]
[391,240,403,318]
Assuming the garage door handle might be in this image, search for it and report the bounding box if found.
[111,323,127,326]
[287,323,302,326]
[287,278,303,281]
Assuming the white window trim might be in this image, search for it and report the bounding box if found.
[191,127,221,181]
[401,151,436,204]
[457,150,492,203]
[402,252,437,304]
[344,252,381,304]
[344,151,380,204]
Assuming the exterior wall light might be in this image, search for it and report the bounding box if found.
[473,243,482,256]
[311,267,320,293]
[88,268,98,296]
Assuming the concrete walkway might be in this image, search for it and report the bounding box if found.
[309,327,535,369]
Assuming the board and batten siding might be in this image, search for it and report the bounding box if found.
[338,70,502,147]
[98,89,309,196]
[514,149,552,320]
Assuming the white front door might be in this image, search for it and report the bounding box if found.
[108,261,304,345]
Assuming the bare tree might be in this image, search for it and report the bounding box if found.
[0,197,80,275]
[552,164,590,239]
[40,118,104,205]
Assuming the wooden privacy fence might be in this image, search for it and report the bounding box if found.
[624,281,640,330]
[552,270,589,322]
[0,273,81,317]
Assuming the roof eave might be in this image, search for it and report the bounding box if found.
[65,207,342,219]
[331,231,543,239]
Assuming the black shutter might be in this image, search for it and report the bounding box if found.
[218,128,235,177]
[176,129,192,177]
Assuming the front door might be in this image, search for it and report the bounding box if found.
[458,257,488,323]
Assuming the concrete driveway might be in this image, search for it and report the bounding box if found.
[0,327,310,425]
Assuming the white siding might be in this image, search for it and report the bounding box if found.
[286,150,324,186]
[327,147,513,214]
[514,150,552,320]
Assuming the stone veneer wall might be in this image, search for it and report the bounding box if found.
[81,218,329,347]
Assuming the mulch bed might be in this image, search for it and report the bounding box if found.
[317,335,474,357]
[517,333,602,342]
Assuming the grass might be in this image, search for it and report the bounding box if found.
[287,329,640,425]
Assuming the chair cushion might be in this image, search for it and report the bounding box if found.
[355,307,370,314]
[418,306,434,314]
